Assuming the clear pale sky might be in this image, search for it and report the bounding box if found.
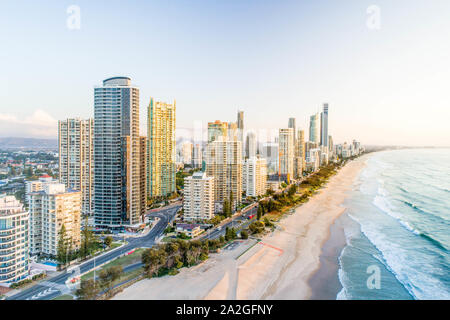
[1,0,449,146]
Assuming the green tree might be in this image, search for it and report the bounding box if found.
[99,266,123,297]
[103,236,113,248]
[240,230,249,239]
[80,216,94,260]
[56,224,68,267]
[76,279,99,300]
[257,205,263,220]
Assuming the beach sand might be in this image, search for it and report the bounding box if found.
[113,155,369,300]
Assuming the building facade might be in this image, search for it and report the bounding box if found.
[278,128,294,182]
[183,172,214,221]
[29,183,81,257]
[207,120,228,143]
[147,98,176,198]
[309,113,320,144]
[243,157,267,197]
[206,136,242,211]
[0,195,29,283]
[320,103,329,147]
[192,143,203,169]
[245,131,257,159]
[294,129,305,178]
[93,77,144,229]
[58,118,94,216]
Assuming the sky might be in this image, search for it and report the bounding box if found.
[1,0,449,146]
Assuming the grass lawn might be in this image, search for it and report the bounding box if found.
[82,248,145,281]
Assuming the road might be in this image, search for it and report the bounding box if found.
[7,205,180,301]
[201,205,258,240]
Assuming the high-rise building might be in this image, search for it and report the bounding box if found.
[237,110,244,144]
[278,128,294,182]
[294,129,305,178]
[245,131,257,159]
[261,142,279,175]
[139,136,147,217]
[147,98,176,198]
[309,113,320,144]
[207,120,228,143]
[328,135,334,154]
[58,118,94,216]
[288,118,296,140]
[320,104,329,147]
[181,141,193,165]
[206,136,242,211]
[93,77,144,229]
[243,157,267,197]
[183,172,214,221]
[192,143,203,169]
[227,122,239,141]
[0,195,29,283]
[305,148,320,172]
[29,183,81,256]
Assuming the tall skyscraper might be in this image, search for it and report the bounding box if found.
[294,129,305,178]
[139,136,147,217]
[0,195,29,283]
[192,143,203,169]
[206,136,242,211]
[320,104,329,147]
[328,135,334,154]
[309,113,320,144]
[261,142,279,175]
[58,118,94,216]
[181,141,193,165]
[245,131,257,159]
[29,183,81,256]
[288,117,296,140]
[93,77,144,229]
[237,110,244,143]
[147,98,176,198]
[278,128,294,182]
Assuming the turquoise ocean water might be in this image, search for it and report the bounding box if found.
[336,149,450,300]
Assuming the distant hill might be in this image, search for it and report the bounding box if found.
[0,137,57,151]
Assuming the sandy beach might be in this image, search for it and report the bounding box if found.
[114,155,369,300]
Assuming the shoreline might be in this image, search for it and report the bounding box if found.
[113,155,370,300]
[307,212,348,299]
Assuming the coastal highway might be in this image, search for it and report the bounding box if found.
[7,205,180,301]
[201,205,258,240]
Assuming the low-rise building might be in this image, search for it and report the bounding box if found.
[175,223,203,238]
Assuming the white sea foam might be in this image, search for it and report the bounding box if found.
[357,219,450,300]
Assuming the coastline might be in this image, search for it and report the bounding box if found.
[113,155,370,300]
[307,213,348,299]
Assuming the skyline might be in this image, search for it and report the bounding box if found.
[1,1,450,146]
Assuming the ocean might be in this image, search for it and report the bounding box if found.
[336,149,450,300]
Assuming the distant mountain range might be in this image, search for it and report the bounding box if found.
[0,137,57,150]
